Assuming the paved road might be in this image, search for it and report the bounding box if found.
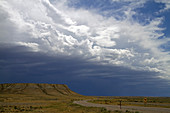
[73,100,170,113]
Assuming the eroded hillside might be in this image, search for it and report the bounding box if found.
[0,83,78,96]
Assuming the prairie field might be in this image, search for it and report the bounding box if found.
[1,94,170,113]
[90,96,170,108]
[0,83,170,113]
[0,93,95,113]
[0,83,112,113]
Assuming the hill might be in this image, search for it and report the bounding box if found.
[0,83,79,96]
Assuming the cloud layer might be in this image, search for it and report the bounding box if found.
[0,45,169,96]
[0,0,170,80]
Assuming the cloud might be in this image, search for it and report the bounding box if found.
[16,42,39,52]
[0,0,170,80]
[155,0,170,11]
[0,45,169,96]
[67,25,90,36]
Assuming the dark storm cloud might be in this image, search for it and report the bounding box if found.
[0,44,157,80]
[0,45,170,96]
[1,0,170,79]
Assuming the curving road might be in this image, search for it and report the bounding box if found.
[73,100,170,113]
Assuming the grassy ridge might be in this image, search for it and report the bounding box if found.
[0,83,79,96]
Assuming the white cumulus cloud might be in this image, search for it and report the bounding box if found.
[0,0,170,79]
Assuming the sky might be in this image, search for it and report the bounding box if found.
[0,0,170,96]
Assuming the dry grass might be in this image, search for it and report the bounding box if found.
[1,84,167,113]
[89,96,170,108]
[0,93,140,113]
[0,93,114,113]
[0,83,110,113]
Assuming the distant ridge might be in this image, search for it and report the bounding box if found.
[0,83,79,96]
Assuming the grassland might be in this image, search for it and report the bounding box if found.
[1,93,163,113]
[89,96,170,108]
[0,83,118,113]
[0,93,123,113]
[0,83,169,113]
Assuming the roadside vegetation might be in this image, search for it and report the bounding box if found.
[89,96,170,108]
[0,94,141,113]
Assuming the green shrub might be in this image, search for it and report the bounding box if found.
[101,107,107,112]
[14,106,17,109]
